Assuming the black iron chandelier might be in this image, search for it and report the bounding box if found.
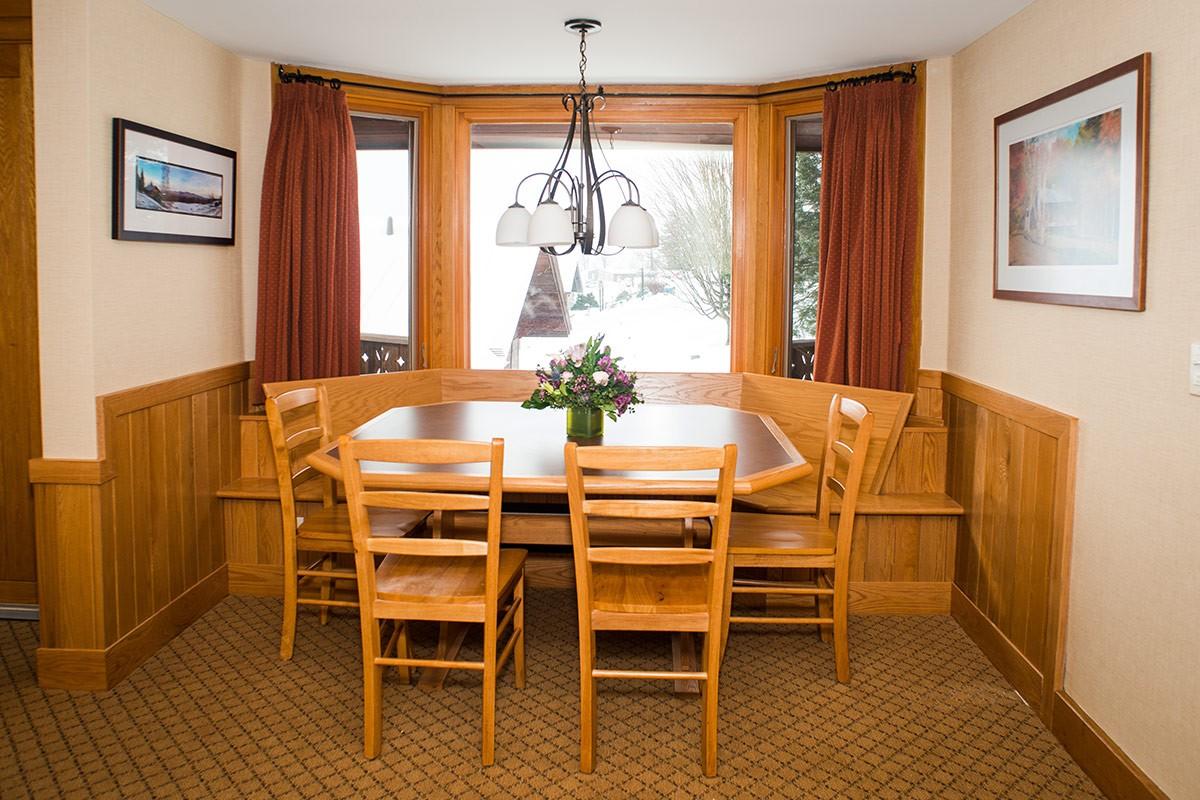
[494,18,658,256]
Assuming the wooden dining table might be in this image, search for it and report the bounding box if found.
[306,399,812,692]
[306,400,811,493]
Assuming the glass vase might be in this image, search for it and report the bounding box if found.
[566,407,604,438]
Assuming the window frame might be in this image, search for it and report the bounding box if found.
[350,111,420,373]
[452,98,757,372]
[786,111,823,379]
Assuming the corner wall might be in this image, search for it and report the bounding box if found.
[33,0,270,458]
[946,0,1200,795]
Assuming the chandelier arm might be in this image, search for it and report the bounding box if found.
[540,242,577,257]
[541,96,580,204]
[589,171,642,206]
[513,171,562,205]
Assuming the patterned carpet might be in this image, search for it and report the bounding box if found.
[1,590,1101,799]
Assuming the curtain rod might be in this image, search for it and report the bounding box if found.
[276,63,918,100]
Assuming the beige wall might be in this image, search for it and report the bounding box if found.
[33,0,270,458]
[920,56,952,371]
[946,0,1200,795]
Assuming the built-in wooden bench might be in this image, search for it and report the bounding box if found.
[217,371,965,613]
[736,483,963,516]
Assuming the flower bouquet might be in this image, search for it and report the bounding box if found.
[521,336,643,438]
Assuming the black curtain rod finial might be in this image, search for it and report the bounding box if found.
[277,64,343,91]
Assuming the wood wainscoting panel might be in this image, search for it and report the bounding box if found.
[940,372,1077,724]
[0,33,40,605]
[30,363,247,690]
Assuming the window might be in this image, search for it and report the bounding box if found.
[789,114,822,379]
[469,122,734,371]
[352,114,415,373]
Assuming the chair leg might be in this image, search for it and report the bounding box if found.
[482,622,498,767]
[514,571,527,689]
[579,633,597,774]
[280,543,299,661]
[701,635,720,777]
[319,554,334,626]
[362,619,384,758]
[720,562,734,662]
[833,570,850,683]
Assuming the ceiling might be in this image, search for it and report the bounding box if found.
[143,0,1033,86]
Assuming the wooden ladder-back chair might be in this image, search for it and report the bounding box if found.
[264,386,427,660]
[564,443,737,778]
[725,394,874,682]
[339,436,527,765]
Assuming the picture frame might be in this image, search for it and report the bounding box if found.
[112,118,236,245]
[993,53,1149,310]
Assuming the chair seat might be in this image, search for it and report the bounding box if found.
[297,504,428,551]
[375,548,527,604]
[728,512,835,555]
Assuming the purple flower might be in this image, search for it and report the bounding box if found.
[598,355,612,369]
[572,376,590,394]
[614,393,632,413]
[616,370,629,384]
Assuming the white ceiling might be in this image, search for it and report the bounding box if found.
[143,0,1033,86]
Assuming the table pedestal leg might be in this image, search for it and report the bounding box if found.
[672,633,700,695]
[417,622,470,690]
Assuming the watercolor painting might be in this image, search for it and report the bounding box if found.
[1007,108,1122,266]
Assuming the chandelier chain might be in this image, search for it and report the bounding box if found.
[578,30,588,93]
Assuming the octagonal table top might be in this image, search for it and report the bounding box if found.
[307,400,811,495]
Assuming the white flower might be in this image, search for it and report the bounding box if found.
[561,371,574,382]
[567,343,587,361]
[592,371,610,386]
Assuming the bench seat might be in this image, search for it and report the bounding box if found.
[734,483,963,516]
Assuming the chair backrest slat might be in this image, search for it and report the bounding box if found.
[368,537,488,557]
[574,445,728,472]
[586,547,714,566]
[581,499,720,520]
[358,490,490,512]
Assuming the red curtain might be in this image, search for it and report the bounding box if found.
[253,82,360,403]
[814,81,918,391]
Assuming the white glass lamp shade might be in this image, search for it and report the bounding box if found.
[495,203,531,246]
[649,214,660,247]
[608,201,657,248]
[527,200,575,247]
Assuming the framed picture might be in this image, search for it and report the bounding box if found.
[994,53,1149,310]
[112,118,236,245]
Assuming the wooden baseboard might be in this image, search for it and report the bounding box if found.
[848,581,949,614]
[228,563,283,596]
[950,585,1044,714]
[1051,691,1169,800]
[36,566,228,691]
[0,579,37,605]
